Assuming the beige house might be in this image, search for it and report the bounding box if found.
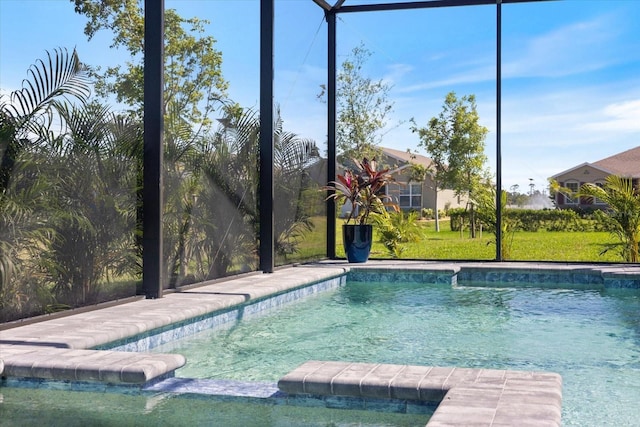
[551,145,640,209]
[310,147,468,216]
[380,147,467,213]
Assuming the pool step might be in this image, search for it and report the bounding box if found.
[144,377,280,398]
[278,360,562,427]
[0,345,185,384]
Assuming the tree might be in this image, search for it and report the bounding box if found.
[579,175,640,262]
[72,0,228,135]
[411,92,488,232]
[73,0,232,287]
[272,111,322,261]
[332,43,394,162]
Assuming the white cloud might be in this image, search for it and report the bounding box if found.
[382,63,413,85]
[396,64,495,94]
[395,13,629,95]
[502,82,640,142]
[496,81,640,189]
[584,99,640,132]
[503,14,622,79]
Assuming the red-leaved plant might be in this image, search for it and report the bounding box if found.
[324,158,394,225]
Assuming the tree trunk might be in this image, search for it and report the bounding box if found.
[470,202,476,238]
[434,187,440,232]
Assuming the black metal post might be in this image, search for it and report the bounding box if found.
[495,0,503,261]
[259,0,275,273]
[143,0,164,298]
[327,10,337,259]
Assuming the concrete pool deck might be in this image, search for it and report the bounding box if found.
[279,360,562,427]
[2,260,640,426]
[0,264,348,384]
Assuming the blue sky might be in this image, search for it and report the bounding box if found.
[2,0,639,192]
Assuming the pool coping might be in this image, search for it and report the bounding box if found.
[1,260,639,425]
[278,360,562,427]
[0,265,348,384]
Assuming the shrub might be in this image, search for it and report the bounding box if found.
[373,210,422,258]
[449,208,467,231]
[450,207,589,233]
[421,208,434,219]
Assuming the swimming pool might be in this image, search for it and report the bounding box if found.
[150,275,640,426]
[1,263,639,426]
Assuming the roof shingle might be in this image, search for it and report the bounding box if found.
[592,145,640,178]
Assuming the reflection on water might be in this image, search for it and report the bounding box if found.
[0,387,429,427]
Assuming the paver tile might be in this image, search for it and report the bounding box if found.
[332,363,377,396]
[361,363,405,398]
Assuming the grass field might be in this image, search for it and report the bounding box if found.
[294,216,622,263]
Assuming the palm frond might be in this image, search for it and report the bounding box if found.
[54,101,112,156]
[6,48,91,124]
[275,131,319,171]
[580,175,640,262]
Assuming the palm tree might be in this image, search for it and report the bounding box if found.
[41,101,139,306]
[0,48,91,320]
[580,175,640,262]
[184,108,259,281]
[273,110,320,261]
[472,184,519,260]
[182,107,320,282]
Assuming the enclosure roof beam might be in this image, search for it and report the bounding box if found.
[312,0,333,11]
[313,0,347,12]
[333,0,555,14]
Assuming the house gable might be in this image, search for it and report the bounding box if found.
[550,145,640,209]
[552,163,612,184]
[380,147,433,171]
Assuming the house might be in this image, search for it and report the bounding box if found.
[309,147,468,216]
[379,147,467,214]
[550,145,640,209]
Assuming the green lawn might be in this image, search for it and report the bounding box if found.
[336,220,622,262]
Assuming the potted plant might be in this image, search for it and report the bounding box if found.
[324,158,393,262]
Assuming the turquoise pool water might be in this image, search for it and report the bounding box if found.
[153,280,640,426]
[0,387,429,426]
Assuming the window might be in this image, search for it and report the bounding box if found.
[565,181,579,205]
[399,183,422,209]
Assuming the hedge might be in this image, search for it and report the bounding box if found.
[449,208,605,232]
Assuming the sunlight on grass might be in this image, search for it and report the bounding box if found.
[330,217,621,262]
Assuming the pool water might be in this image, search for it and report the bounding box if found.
[153,281,640,426]
[0,387,429,427]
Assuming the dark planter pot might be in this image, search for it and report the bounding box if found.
[342,224,373,263]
